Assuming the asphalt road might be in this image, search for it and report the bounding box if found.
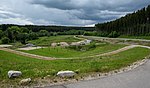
[44,60,150,88]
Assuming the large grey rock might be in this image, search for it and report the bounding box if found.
[60,42,69,47]
[70,42,80,46]
[8,70,22,78]
[57,71,76,77]
[25,43,36,47]
[20,78,31,85]
[51,43,57,47]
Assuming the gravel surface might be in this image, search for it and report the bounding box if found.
[18,47,44,50]
[0,44,12,48]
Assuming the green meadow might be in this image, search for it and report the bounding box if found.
[28,35,82,46]
[0,47,150,85]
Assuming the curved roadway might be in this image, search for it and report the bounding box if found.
[44,59,150,88]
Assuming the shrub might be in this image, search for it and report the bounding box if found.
[68,43,96,51]
[0,30,3,39]
[97,32,109,37]
[1,37,10,44]
[108,31,120,38]
[84,32,97,36]
[28,32,38,40]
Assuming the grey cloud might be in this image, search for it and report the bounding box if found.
[0,0,150,26]
[0,18,34,25]
[31,0,77,10]
[0,8,33,25]
[67,9,128,21]
[0,10,22,19]
[31,0,150,11]
[31,0,150,24]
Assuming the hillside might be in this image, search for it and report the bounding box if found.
[95,5,150,36]
[0,24,94,32]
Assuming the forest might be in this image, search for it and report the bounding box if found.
[0,25,94,44]
[0,24,94,32]
[95,5,150,36]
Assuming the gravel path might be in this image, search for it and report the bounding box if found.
[0,45,149,60]
[81,36,150,42]
[0,48,56,60]
[95,45,150,56]
[17,47,44,50]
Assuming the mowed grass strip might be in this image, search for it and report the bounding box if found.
[22,44,126,58]
[28,35,81,46]
[0,47,150,83]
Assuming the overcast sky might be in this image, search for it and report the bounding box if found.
[0,0,150,26]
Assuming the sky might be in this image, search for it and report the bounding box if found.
[0,0,150,26]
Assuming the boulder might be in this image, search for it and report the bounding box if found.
[25,43,36,47]
[20,78,31,85]
[84,39,92,44]
[8,70,22,78]
[60,42,69,47]
[57,71,76,77]
[51,43,57,47]
[70,42,80,46]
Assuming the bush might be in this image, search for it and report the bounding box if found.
[38,30,49,37]
[1,37,10,44]
[0,30,3,39]
[108,31,120,38]
[84,32,97,36]
[97,32,109,37]
[28,32,38,40]
[17,33,29,44]
[68,43,96,51]
[68,45,81,51]
[145,32,150,36]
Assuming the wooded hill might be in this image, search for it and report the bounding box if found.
[0,25,94,44]
[0,24,94,32]
[95,5,150,36]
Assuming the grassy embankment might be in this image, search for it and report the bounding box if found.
[28,35,82,46]
[22,44,125,58]
[0,47,150,85]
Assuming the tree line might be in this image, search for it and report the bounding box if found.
[95,5,150,36]
[0,24,94,32]
[0,26,93,44]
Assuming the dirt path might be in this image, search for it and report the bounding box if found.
[81,36,150,42]
[74,35,85,40]
[72,45,150,59]
[93,45,150,57]
[80,36,150,45]
[0,45,149,60]
[0,48,56,60]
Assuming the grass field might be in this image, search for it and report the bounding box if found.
[21,44,126,58]
[0,47,150,86]
[119,35,150,40]
[28,35,82,46]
